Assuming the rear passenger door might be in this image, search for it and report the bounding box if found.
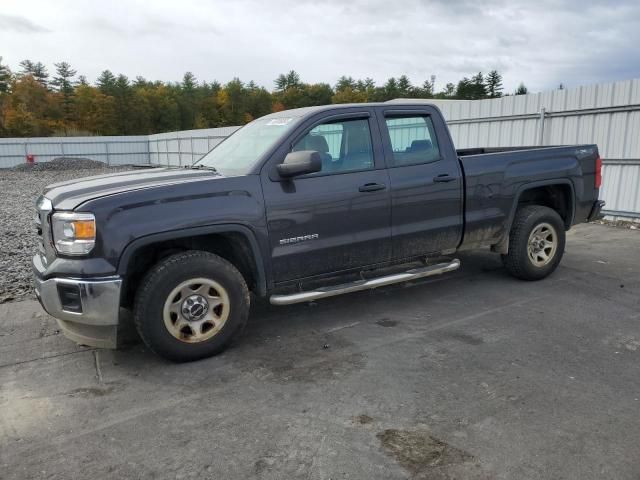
[375,106,463,260]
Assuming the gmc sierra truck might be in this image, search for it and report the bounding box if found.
[33,102,605,362]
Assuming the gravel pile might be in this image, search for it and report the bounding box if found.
[0,160,135,303]
[12,157,113,172]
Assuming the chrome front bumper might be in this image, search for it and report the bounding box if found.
[34,274,122,348]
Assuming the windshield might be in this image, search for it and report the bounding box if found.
[195,116,300,175]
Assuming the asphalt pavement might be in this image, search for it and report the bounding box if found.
[1,223,639,480]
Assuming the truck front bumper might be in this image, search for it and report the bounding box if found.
[34,271,122,349]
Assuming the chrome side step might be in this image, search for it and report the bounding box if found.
[270,259,461,306]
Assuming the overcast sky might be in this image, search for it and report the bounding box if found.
[1,0,639,93]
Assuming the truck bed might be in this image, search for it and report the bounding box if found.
[457,145,562,157]
[457,144,600,249]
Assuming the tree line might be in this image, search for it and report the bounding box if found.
[0,57,529,138]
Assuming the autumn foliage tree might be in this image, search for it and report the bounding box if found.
[0,60,512,138]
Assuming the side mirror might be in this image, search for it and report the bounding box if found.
[277,150,322,178]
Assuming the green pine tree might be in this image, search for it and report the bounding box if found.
[485,70,503,98]
[52,62,76,94]
[0,57,11,94]
[52,62,77,124]
[397,75,412,97]
[18,60,35,76]
[96,70,117,95]
[471,72,487,99]
[335,76,356,92]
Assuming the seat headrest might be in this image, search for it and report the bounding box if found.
[305,135,330,153]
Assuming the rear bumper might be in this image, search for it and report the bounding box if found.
[587,200,606,222]
[34,270,122,349]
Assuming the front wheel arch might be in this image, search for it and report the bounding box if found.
[118,225,268,308]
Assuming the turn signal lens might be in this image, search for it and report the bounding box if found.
[71,220,96,239]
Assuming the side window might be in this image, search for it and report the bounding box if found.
[385,115,441,166]
[292,118,374,175]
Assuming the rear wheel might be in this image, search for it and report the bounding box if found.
[502,205,566,281]
[134,251,249,362]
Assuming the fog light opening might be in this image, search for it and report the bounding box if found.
[57,284,82,313]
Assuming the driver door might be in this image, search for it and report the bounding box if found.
[261,110,392,283]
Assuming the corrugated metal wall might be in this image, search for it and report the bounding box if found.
[148,127,240,166]
[1,78,638,220]
[424,78,640,220]
[0,128,238,169]
[0,135,149,168]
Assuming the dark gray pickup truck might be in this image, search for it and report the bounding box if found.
[33,102,604,361]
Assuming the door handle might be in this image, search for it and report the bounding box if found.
[433,174,456,183]
[358,182,386,192]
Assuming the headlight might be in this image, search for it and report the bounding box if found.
[51,212,96,255]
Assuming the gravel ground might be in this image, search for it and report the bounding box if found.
[0,159,134,303]
[594,218,639,230]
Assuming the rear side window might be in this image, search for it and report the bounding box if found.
[385,115,441,166]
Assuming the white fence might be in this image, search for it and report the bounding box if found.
[426,78,640,220]
[0,128,239,169]
[0,135,149,168]
[148,127,240,167]
[0,78,639,220]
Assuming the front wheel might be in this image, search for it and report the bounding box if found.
[502,205,566,281]
[134,251,250,362]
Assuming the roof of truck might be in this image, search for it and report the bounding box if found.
[261,100,439,119]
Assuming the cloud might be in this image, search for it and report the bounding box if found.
[84,15,218,36]
[0,0,638,93]
[0,14,49,33]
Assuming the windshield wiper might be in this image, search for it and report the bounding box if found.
[188,164,219,174]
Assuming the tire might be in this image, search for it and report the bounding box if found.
[134,250,250,362]
[501,205,566,281]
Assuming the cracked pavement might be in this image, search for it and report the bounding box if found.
[1,223,639,479]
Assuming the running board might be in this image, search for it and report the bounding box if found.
[270,259,461,306]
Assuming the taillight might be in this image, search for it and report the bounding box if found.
[595,157,602,189]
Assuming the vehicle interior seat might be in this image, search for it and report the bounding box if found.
[400,139,438,164]
[408,139,433,152]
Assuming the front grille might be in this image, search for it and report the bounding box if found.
[34,211,42,234]
[35,196,52,266]
[34,212,44,254]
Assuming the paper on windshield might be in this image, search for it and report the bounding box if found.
[266,118,294,126]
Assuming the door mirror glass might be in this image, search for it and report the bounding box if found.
[277,150,322,178]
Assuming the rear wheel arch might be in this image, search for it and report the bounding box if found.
[118,225,267,308]
[517,183,574,226]
[493,180,575,255]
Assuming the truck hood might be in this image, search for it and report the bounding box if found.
[43,167,221,210]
